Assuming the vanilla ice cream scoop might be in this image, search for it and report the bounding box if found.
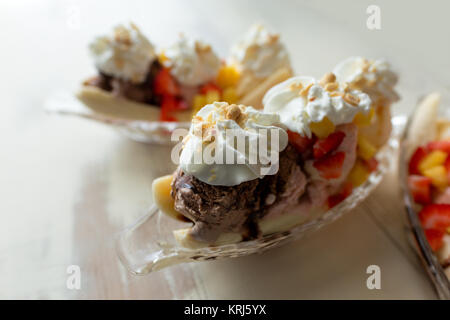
[333,56,399,105]
[89,22,156,84]
[179,102,288,186]
[164,36,221,86]
[263,74,372,137]
[230,24,291,78]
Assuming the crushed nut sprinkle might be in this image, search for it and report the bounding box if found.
[289,82,303,91]
[299,83,313,97]
[319,72,336,86]
[324,82,339,92]
[343,93,361,106]
[226,104,242,121]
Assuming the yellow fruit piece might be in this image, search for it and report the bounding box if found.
[158,50,169,64]
[205,90,221,104]
[216,65,240,89]
[423,165,448,189]
[357,135,377,160]
[310,117,335,139]
[152,175,182,220]
[418,150,448,175]
[192,94,206,113]
[348,160,370,187]
[222,87,239,104]
[353,108,375,126]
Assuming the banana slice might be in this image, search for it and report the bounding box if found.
[407,92,441,156]
[239,67,293,109]
[152,174,185,221]
[77,85,193,122]
[173,228,243,249]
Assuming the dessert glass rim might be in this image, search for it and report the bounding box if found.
[399,91,450,300]
[115,115,405,275]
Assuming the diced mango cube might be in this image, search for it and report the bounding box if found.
[205,90,221,104]
[310,117,335,139]
[353,107,375,127]
[216,65,240,89]
[423,165,448,189]
[348,160,370,187]
[222,87,239,104]
[192,94,206,113]
[357,135,377,160]
[418,150,448,175]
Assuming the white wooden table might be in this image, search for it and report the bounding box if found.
[1,0,449,299]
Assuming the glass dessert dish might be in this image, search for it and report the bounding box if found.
[116,57,402,274]
[399,91,450,299]
[45,23,292,144]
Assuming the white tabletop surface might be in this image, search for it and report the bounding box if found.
[1,0,449,299]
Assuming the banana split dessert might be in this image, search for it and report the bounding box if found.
[152,57,399,248]
[78,23,292,122]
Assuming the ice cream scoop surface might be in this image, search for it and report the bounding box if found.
[89,22,156,84]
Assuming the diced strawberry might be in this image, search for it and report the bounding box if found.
[313,131,346,159]
[408,175,432,204]
[313,152,346,179]
[327,181,353,208]
[160,95,178,122]
[409,146,428,175]
[199,82,222,95]
[424,229,445,251]
[427,140,450,153]
[445,156,450,183]
[419,204,450,231]
[287,130,315,153]
[153,68,180,96]
[365,157,379,172]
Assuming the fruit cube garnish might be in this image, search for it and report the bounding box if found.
[313,131,345,159]
[353,108,375,127]
[200,82,222,95]
[313,151,346,179]
[418,150,448,175]
[409,146,428,175]
[287,130,315,153]
[310,117,335,139]
[364,157,379,172]
[419,204,450,231]
[222,87,239,104]
[348,160,370,187]
[357,135,377,161]
[408,175,432,204]
[327,181,353,209]
[192,94,207,113]
[423,165,448,189]
[424,228,445,251]
[427,139,450,153]
[216,65,240,89]
[153,68,180,96]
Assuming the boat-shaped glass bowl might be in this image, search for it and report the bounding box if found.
[115,116,404,274]
[399,91,450,300]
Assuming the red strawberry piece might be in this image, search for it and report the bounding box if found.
[313,131,346,159]
[408,175,432,205]
[365,157,379,172]
[424,229,445,251]
[159,95,178,122]
[287,130,315,153]
[327,181,353,208]
[427,140,450,153]
[444,156,450,183]
[408,146,428,175]
[419,204,450,231]
[199,82,222,95]
[153,68,180,96]
[313,151,346,179]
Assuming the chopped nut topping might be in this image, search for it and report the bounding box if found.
[324,82,339,92]
[226,104,242,121]
[299,83,313,97]
[319,72,336,86]
[343,93,361,106]
[289,82,303,91]
[330,91,344,98]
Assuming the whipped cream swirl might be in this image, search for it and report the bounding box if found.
[179,102,288,186]
[333,56,399,105]
[263,75,372,137]
[230,24,291,78]
[89,22,156,84]
[164,36,221,86]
